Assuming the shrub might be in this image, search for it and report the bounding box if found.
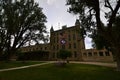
[17,50,49,61]
[57,49,72,60]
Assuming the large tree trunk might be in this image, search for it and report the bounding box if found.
[6,48,17,61]
[116,57,120,71]
[115,50,120,71]
[113,47,120,71]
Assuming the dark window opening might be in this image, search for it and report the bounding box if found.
[62,45,65,49]
[94,52,97,56]
[88,52,92,56]
[105,51,110,56]
[74,43,76,48]
[99,52,104,56]
[74,51,77,58]
[83,53,87,56]
[69,43,71,49]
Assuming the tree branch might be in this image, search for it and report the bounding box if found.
[94,0,103,32]
[108,0,120,30]
[105,0,114,12]
[16,34,30,49]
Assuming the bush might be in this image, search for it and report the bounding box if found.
[57,49,72,60]
[17,50,49,61]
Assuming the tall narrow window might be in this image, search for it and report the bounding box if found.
[57,37,58,43]
[74,51,77,58]
[57,45,59,50]
[94,52,98,56]
[73,34,76,40]
[45,47,47,50]
[74,43,76,48]
[88,52,92,56]
[69,43,71,49]
[62,45,65,49]
[53,45,55,50]
[99,52,104,56]
[83,53,87,56]
[53,53,55,58]
[68,34,71,41]
[105,51,110,56]
[41,47,42,50]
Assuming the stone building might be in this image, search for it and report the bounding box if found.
[49,19,85,60]
[81,49,113,62]
[20,19,114,62]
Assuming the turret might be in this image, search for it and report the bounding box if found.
[50,25,54,32]
[75,19,80,26]
[62,25,67,29]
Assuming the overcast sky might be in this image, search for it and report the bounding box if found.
[35,0,92,49]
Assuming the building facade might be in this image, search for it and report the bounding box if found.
[21,19,114,62]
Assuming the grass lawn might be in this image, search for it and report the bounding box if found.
[0,61,44,69]
[0,63,120,80]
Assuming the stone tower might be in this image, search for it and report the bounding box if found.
[49,20,85,60]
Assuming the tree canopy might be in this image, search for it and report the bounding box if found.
[66,0,120,70]
[57,49,72,60]
[0,0,47,59]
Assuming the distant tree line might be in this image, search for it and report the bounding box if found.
[17,50,49,61]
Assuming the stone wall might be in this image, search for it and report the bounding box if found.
[81,49,114,62]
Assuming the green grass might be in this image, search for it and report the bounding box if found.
[0,63,120,80]
[0,61,43,69]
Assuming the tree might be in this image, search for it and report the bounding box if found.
[57,49,72,62]
[0,0,47,60]
[66,0,120,71]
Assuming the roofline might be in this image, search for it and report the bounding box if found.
[51,25,79,33]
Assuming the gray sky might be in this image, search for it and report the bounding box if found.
[35,0,92,49]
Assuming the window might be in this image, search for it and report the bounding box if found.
[68,35,71,41]
[83,53,87,56]
[94,52,98,56]
[30,48,32,51]
[36,47,38,50]
[99,52,104,56]
[53,53,55,58]
[74,51,77,58]
[69,43,71,49]
[53,38,55,43]
[68,30,71,33]
[33,48,35,51]
[73,34,76,40]
[62,45,65,49]
[53,46,55,50]
[45,47,47,50]
[57,33,58,36]
[41,47,42,50]
[74,43,76,48]
[54,33,56,36]
[57,45,59,50]
[57,37,58,43]
[105,51,110,56]
[88,52,92,56]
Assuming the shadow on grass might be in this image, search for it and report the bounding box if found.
[0,63,120,80]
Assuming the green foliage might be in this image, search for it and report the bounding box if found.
[91,16,120,51]
[17,50,49,61]
[57,49,72,59]
[90,23,110,50]
[91,33,109,49]
[0,0,47,59]
[66,0,120,44]
[66,0,97,33]
[66,0,120,70]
